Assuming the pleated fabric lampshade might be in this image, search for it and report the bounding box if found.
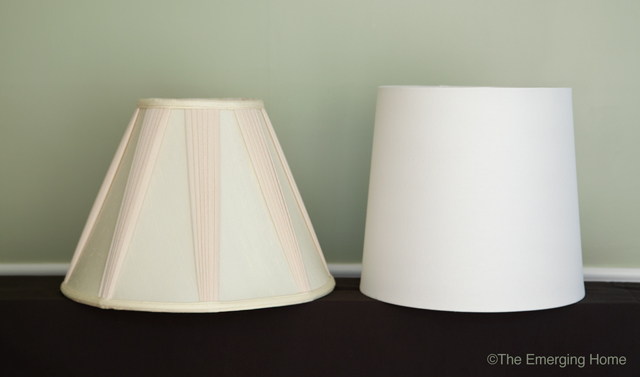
[361,86,585,312]
[61,98,335,312]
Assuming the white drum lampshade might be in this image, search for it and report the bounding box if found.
[61,98,335,312]
[360,86,585,312]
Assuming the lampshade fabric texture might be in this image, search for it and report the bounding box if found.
[360,86,585,313]
[61,98,334,312]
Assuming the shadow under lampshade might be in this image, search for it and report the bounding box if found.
[360,86,585,312]
[61,98,334,312]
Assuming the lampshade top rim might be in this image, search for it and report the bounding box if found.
[379,85,570,90]
[137,98,264,109]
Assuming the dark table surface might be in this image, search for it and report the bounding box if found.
[1,277,639,377]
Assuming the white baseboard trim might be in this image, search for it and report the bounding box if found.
[582,267,640,283]
[326,264,640,282]
[0,263,70,276]
[0,263,639,283]
[327,263,362,278]
[0,263,364,277]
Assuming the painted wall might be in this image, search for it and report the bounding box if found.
[1,0,639,267]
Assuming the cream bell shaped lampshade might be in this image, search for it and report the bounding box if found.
[360,86,585,312]
[61,98,335,312]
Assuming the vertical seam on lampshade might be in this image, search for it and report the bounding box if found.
[210,109,221,301]
[235,109,310,293]
[98,109,171,299]
[213,110,221,301]
[260,109,330,274]
[199,110,207,300]
[185,111,197,296]
[185,109,220,302]
[65,109,141,284]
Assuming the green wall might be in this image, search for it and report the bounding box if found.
[1,0,639,267]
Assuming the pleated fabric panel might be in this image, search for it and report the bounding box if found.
[65,109,140,283]
[60,99,336,312]
[185,109,221,302]
[99,109,171,299]
[235,109,310,293]
[260,109,330,276]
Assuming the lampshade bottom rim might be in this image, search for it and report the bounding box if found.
[60,277,335,313]
[359,287,586,313]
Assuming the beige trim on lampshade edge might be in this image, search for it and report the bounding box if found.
[138,98,264,109]
[60,277,335,313]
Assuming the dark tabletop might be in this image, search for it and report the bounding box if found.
[1,277,639,377]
